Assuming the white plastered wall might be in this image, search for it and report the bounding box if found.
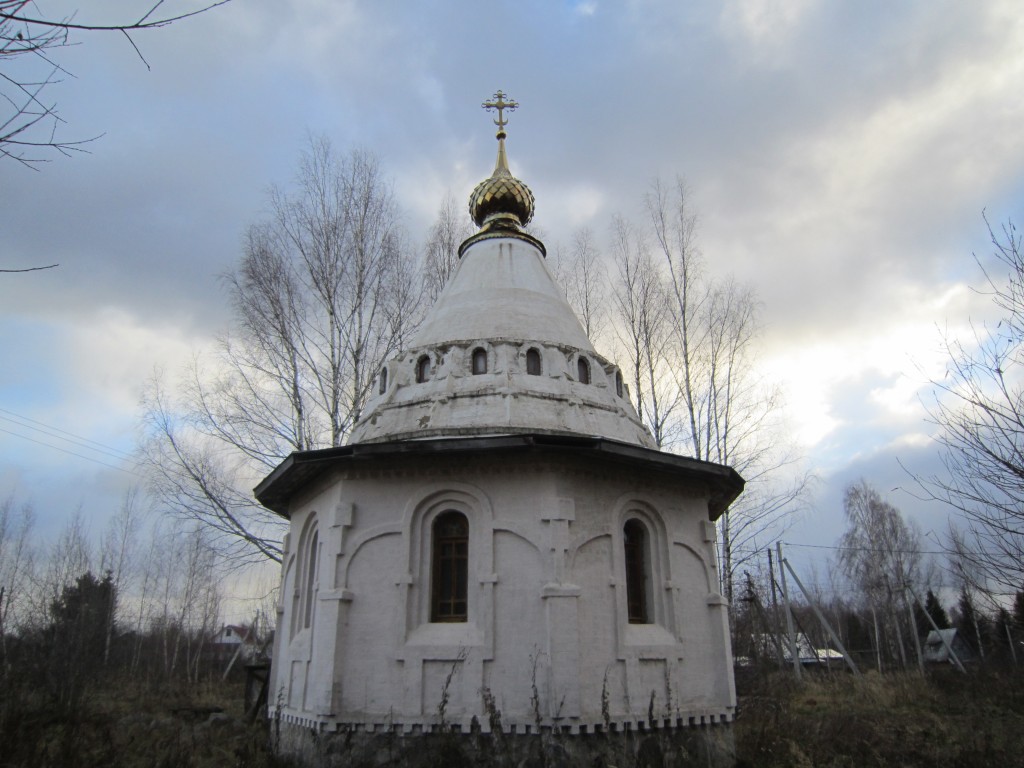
[271,453,735,732]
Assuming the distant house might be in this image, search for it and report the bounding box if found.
[923,628,975,664]
[742,633,844,667]
[210,624,257,663]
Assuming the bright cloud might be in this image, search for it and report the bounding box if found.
[759,280,978,457]
[719,0,817,51]
[62,307,202,419]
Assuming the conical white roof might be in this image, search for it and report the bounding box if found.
[411,238,594,352]
[348,111,653,448]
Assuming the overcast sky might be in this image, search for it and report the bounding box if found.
[2,0,1023,590]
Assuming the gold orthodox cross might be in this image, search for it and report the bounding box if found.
[482,90,518,135]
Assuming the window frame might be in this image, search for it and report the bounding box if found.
[526,347,542,376]
[430,510,469,623]
[302,527,319,629]
[290,516,320,639]
[623,518,652,624]
[403,487,494,644]
[416,354,432,383]
[577,356,591,384]
[471,347,488,375]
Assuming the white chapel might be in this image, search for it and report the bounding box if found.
[257,92,743,765]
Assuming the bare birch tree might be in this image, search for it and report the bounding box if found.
[39,508,93,613]
[141,377,284,563]
[919,216,1024,593]
[644,177,807,601]
[604,178,806,600]
[99,488,143,663]
[423,191,473,302]
[559,227,609,343]
[945,525,1018,648]
[141,139,420,563]
[140,520,220,679]
[610,215,681,447]
[0,493,35,633]
[838,480,922,669]
[99,488,142,598]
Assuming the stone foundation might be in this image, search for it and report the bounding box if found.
[272,718,736,768]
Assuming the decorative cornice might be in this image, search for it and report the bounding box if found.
[458,227,546,259]
[255,434,744,520]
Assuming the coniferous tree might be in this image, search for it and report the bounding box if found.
[46,571,116,712]
[955,586,991,658]
[994,607,1016,662]
[915,588,950,637]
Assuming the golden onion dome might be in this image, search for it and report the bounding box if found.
[468,90,535,231]
[468,168,535,229]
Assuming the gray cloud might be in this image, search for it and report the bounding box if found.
[2,0,1022,549]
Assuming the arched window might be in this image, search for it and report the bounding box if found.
[379,367,388,394]
[615,371,623,398]
[526,348,541,376]
[416,355,431,383]
[577,356,591,384]
[472,347,487,375]
[623,519,651,624]
[301,528,317,630]
[431,511,468,622]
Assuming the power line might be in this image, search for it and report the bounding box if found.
[0,407,135,461]
[0,427,140,476]
[810,582,1019,597]
[783,541,948,556]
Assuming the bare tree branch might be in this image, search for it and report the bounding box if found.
[638,177,809,601]
[0,1,231,32]
[0,263,58,272]
[915,214,1024,593]
[0,0,231,166]
[422,191,473,303]
[140,140,422,563]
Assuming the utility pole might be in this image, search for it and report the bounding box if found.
[776,542,802,680]
[903,589,924,674]
[885,579,908,670]
[780,555,859,676]
[767,548,784,666]
[871,606,882,672]
[744,572,785,667]
[907,584,966,674]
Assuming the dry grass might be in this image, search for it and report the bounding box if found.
[7,662,1024,767]
[0,676,296,768]
[735,667,1024,767]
